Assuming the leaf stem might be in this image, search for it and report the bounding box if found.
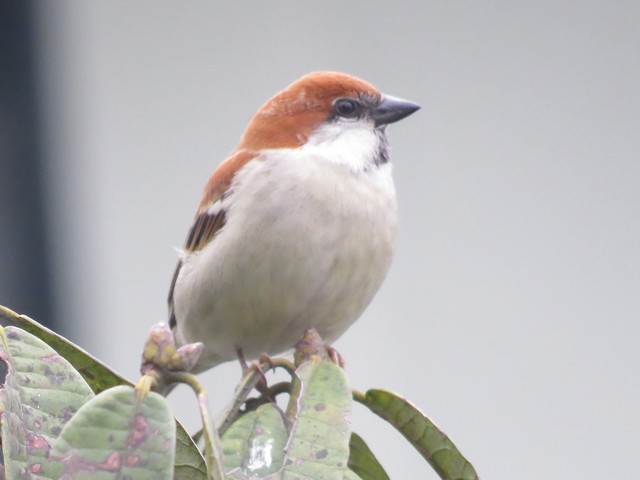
[166,371,226,480]
[351,389,367,404]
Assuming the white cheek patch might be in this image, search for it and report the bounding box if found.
[303,120,384,173]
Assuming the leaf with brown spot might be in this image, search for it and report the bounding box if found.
[221,359,363,479]
[0,325,95,479]
[50,385,175,480]
[0,305,207,480]
[282,358,361,479]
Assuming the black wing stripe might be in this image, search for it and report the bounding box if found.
[168,208,227,328]
[167,259,182,330]
[185,209,227,252]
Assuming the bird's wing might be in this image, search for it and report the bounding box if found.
[168,149,260,329]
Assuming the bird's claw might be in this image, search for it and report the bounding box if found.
[325,345,345,368]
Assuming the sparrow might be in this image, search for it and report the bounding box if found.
[168,71,419,373]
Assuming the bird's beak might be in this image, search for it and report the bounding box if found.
[373,95,421,127]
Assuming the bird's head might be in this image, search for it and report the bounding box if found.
[237,72,420,154]
[195,72,419,212]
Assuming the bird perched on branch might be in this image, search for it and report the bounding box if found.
[168,71,419,373]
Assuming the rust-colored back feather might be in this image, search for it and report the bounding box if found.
[197,149,259,212]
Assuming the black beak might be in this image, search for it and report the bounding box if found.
[372,94,420,127]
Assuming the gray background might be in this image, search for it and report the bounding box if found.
[24,2,640,478]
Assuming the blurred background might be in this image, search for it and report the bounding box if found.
[1,2,639,478]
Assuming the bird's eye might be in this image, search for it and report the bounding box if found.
[334,98,359,117]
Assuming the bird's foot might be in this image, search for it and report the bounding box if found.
[325,345,345,368]
[236,349,275,399]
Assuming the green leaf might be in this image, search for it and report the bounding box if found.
[0,305,207,479]
[357,389,478,480]
[221,404,287,477]
[283,358,360,480]
[0,325,95,479]
[348,432,389,480]
[174,425,208,480]
[220,359,362,479]
[0,305,128,394]
[50,385,175,479]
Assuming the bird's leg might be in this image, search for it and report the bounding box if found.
[258,353,276,373]
[236,348,250,375]
[236,348,273,399]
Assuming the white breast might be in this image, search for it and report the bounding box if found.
[173,126,398,369]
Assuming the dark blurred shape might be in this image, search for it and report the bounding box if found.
[0,2,56,328]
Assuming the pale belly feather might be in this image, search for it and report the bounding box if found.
[173,152,397,369]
